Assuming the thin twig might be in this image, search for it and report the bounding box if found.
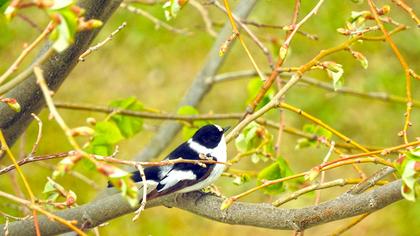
[79,22,127,61]
[29,113,42,156]
[367,0,413,144]
[0,48,55,95]
[213,1,274,68]
[315,141,335,205]
[132,164,147,221]
[0,152,71,176]
[391,0,420,26]
[220,0,266,80]
[0,22,54,84]
[243,0,325,116]
[340,140,420,160]
[52,101,380,151]
[0,190,87,236]
[241,20,318,40]
[210,70,420,107]
[272,178,387,207]
[190,0,217,37]
[120,3,190,35]
[0,130,41,236]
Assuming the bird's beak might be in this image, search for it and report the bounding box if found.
[222,126,231,133]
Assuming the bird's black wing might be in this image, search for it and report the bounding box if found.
[145,142,216,200]
[146,163,215,201]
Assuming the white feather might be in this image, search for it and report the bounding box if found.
[158,170,196,192]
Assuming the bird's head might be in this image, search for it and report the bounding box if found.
[191,124,230,148]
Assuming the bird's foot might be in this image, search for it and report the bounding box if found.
[199,153,215,161]
[201,184,223,197]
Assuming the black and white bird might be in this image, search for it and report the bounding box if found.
[126,124,229,200]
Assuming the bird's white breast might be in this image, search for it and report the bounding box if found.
[179,136,227,192]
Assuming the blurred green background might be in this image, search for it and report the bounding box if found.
[0,0,419,235]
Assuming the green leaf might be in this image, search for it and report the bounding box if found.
[407,148,420,161]
[109,97,144,138]
[86,121,124,155]
[234,122,263,152]
[296,124,332,149]
[43,178,62,202]
[43,179,56,194]
[48,1,78,52]
[0,0,11,13]
[163,0,187,21]
[234,133,247,152]
[401,160,418,202]
[92,121,124,145]
[232,173,251,185]
[303,124,332,139]
[326,63,344,91]
[257,157,293,195]
[1,98,20,112]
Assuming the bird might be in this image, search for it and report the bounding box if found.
[112,124,230,201]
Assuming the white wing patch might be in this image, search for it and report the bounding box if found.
[157,170,196,192]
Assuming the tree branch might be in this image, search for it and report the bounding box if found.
[0,0,123,151]
[0,180,403,235]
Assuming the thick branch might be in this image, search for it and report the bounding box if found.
[0,0,122,149]
[1,180,403,235]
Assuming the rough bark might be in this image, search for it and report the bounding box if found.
[0,180,403,236]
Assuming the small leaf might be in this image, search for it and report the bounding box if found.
[257,157,293,195]
[325,62,344,91]
[92,121,124,145]
[350,50,368,69]
[1,98,20,112]
[52,154,82,178]
[251,153,261,164]
[349,11,369,23]
[232,174,251,185]
[234,133,247,152]
[43,179,57,194]
[401,160,418,202]
[295,138,314,149]
[48,1,78,52]
[407,148,420,161]
[3,4,15,21]
[234,122,265,153]
[297,124,332,149]
[163,0,188,21]
[0,0,10,9]
[279,45,288,60]
[109,97,144,138]
[86,121,124,155]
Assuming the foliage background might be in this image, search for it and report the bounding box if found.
[0,1,419,235]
